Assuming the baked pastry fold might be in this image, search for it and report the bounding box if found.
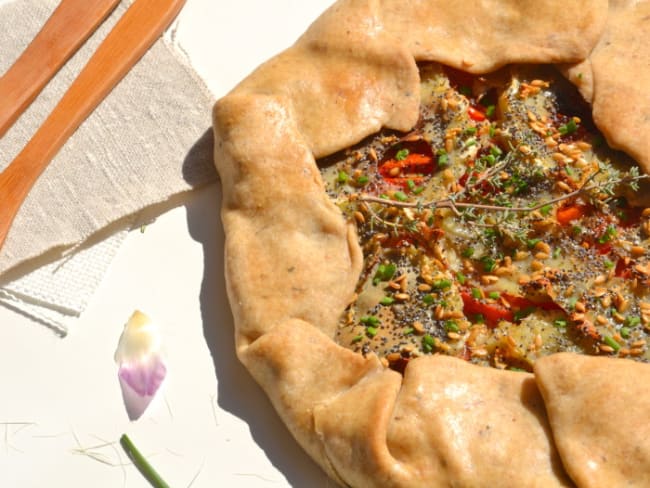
[213,1,650,486]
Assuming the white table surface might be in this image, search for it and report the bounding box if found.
[0,1,338,486]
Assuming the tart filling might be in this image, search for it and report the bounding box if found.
[321,64,650,372]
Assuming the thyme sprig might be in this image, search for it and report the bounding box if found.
[359,172,648,217]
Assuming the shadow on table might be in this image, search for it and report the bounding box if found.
[185,182,330,487]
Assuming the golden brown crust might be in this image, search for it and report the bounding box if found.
[211,0,650,486]
[570,0,650,173]
[535,353,650,488]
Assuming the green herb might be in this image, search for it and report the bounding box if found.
[471,287,482,299]
[356,175,369,185]
[464,127,477,136]
[488,291,500,300]
[433,279,452,290]
[437,149,449,167]
[625,316,641,327]
[445,321,460,333]
[403,327,414,336]
[373,263,396,284]
[604,259,615,270]
[485,105,496,118]
[407,179,416,191]
[527,238,541,249]
[481,256,497,272]
[462,247,475,258]
[337,171,349,184]
[360,316,380,326]
[540,204,553,216]
[422,294,435,305]
[395,148,410,161]
[380,296,395,306]
[620,327,631,339]
[598,225,617,244]
[456,272,467,285]
[120,434,170,488]
[603,335,621,352]
[558,119,579,136]
[394,191,409,202]
[554,319,568,328]
[366,326,378,337]
[351,335,363,343]
[422,334,435,353]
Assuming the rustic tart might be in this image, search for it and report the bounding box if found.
[212,1,650,486]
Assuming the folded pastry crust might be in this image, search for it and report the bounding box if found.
[213,1,650,486]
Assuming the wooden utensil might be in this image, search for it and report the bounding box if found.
[0,0,187,250]
[0,0,121,138]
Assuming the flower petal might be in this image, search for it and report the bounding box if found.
[118,356,167,397]
[115,310,166,420]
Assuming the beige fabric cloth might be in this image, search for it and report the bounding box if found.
[0,0,216,333]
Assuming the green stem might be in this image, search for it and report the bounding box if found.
[120,434,170,488]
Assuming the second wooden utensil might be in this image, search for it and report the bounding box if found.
[0,0,187,251]
[0,0,121,138]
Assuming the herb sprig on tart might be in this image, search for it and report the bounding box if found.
[321,64,650,373]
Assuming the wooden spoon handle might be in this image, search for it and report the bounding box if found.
[0,0,121,138]
[0,0,187,249]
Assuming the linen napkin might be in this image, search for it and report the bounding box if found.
[0,0,217,334]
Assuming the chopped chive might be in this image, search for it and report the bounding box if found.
[462,247,475,258]
[413,186,425,195]
[373,263,396,284]
[488,291,500,300]
[620,327,631,339]
[422,294,435,305]
[464,127,477,136]
[351,335,363,343]
[360,316,380,326]
[456,272,467,285]
[598,225,617,244]
[380,296,395,306]
[395,148,410,161]
[558,119,579,136]
[366,326,378,337]
[120,434,170,488]
[437,150,449,167]
[445,320,460,333]
[433,279,452,290]
[422,334,435,352]
[485,105,496,118]
[394,191,409,202]
[603,335,620,352]
[403,327,414,335]
[553,319,568,328]
[603,259,615,270]
[407,179,416,191]
[337,171,349,184]
[356,175,369,185]
[625,316,641,327]
[540,204,553,216]
[481,256,497,272]
[471,287,482,299]
[464,138,477,147]
[527,238,542,249]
